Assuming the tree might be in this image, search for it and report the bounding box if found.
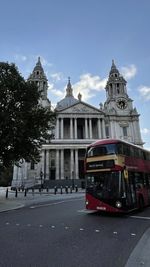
[0,62,56,170]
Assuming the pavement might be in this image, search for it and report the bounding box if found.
[0,187,150,267]
[0,186,85,212]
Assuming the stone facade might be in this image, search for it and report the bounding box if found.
[11,59,143,188]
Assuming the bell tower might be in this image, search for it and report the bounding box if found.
[103,60,143,146]
[105,60,128,99]
[28,57,48,101]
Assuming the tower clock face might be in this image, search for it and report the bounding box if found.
[116,98,127,109]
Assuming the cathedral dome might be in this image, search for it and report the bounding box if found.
[56,78,79,111]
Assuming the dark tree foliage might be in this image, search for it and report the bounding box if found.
[0,62,56,169]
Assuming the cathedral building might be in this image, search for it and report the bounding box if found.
[12,58,143,188]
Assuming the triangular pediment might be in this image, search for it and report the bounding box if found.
[58,101,104,114]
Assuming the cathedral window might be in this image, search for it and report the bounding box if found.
[122,126,128,137]
[37,71,39,75]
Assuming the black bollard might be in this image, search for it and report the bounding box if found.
[24,189,27,197]
[46,187,49,193]
[32,187,34,195]
[65,186,68,194]
[6,188,8,198]
[75,185,78,192]
[60,186,63,194]
[54,186,57,194]
[70,186,72,194]
[15,188,18,198]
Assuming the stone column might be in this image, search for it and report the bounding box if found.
[18,166,22,181]
[46,150,50,180]
[133,120,139,143]
[13,165,18,180]
[61,118,64,139]
[114,122,117,138]
[137,121,142,142]
[70,149,74,179]
[98,118,101,139]
[60,149,64,179]
[70,118,73,139]
[24,162,28,180]
[74,118,77,139]
[110,121,114,138]
[101,119,105,138]
[75,149,79,179]
[56,149,60,180]
[89,118,93,139]
[56,118,59,139]
[85,118,88,139]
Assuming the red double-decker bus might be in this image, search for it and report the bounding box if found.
[85,139,150,213]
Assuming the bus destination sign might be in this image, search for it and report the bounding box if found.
[86,160,114,170]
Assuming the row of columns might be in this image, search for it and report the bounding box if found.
[38,149,80,180]
[13,148,80,184]
[56,117,105,139]
[55,149,79,180]
[40,149,80,180]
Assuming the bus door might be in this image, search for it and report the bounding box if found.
[124,171,137,208]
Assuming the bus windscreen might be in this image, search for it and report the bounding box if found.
[87,144,117,157]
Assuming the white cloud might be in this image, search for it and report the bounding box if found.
[141,128,150,135]
[72,73,107,102]
[14,54,27,62]
[39,56,53,67]
[50,72,64,81]
[121,64,137,80]
[48,82,64,97]
[138,86,150,101]
[47,73,106,103]
[14,54,52,68]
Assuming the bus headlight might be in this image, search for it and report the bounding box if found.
[116,201,122,208]
[86,200,89,205]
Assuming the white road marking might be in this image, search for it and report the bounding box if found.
[131,233,136,236]
[3,222,139,238]
[130,215,150,220]
[113,231,117,234]
[30,198,83,209]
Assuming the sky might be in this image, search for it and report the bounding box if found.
[1,0,150,149]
